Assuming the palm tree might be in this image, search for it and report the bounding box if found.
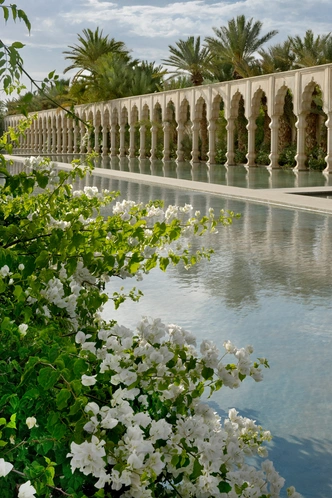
[162,36,213,86]
[288,29,332,68]
[258,41,295,74]
[206,15,278,79]
[63,27,130,81]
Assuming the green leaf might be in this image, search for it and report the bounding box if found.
[10,41,25,49]
[37,367,59,390]
[56,389,71,410]
[218,481,232,493]
[46,412,67,439]
[35,250,50,268]
[201,366,214,380]
[1,6,9,22]
[189,458,203,480]
[17,9,31,31]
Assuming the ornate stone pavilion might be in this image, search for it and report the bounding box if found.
[4,63,332,173]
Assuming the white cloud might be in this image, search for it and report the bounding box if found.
[1,0,332,80]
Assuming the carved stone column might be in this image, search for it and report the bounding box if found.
[139,124,146,159]
[225,118,235,166]
[110,123,117,157]
[56,125,62,153]
[43,125,48,153]
[87,127,92,153]
[51,125,57,153]
[324,112,332,173]
[150,123,158,159]
[163,121,170,161]
[176,122,185,162]
[38,126,43,153]
[119,123,126,157]
[73,124,78,153]
[129,124,136,158]
[79,125,84,153]
[191,120,200,163]
[294,112,307,170]
[94,124,100,153]
[67,123,73,153]
[207,120,216,165]
[269,115,280,169]
[101,124,108,155]
[62,122,68,153]
[246,116,257,167]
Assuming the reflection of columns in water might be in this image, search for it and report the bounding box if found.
[150,159,161,177]
[140,158,151,175]
[176,161,189,181]
[319,216,332,264]
[191,163,200,182]
[110,156,120,170]
[294,113,307,171]
[246,117,257,167]
[129,157,139,173]
[225,164,234,186]
[209,164,227,185]
[127,180,137,201]
[119,157,128,171]
[100,156,110,170]
[163,160,177,179]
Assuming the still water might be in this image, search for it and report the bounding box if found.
[71,169,332,498]
[14,156,332,496]
[46,154,332,189]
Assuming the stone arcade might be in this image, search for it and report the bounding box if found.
[4,63,332,173]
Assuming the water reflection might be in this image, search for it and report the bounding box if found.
[95,177,332,498]
[26,154,332,189]
[10,158,332,496]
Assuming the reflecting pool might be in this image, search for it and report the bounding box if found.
[79,174,332,498]
[40,154,332,190]
[12,156,332,496]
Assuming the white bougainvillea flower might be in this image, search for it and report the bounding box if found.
[81,374,97,386]
[18,480,37,498]
[0,265,11,278]
[0,458,13,477]
[26,417,38,429]
[18,324,28,336]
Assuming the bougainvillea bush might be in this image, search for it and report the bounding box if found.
[0,116,302,497]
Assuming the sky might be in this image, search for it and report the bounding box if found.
[2,0,332,89]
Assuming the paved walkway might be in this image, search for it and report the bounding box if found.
[84,164,332,216]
